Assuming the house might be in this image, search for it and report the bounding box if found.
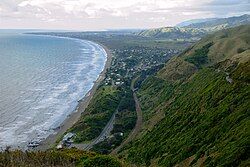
[115,82,121,85]
[62,132,75,143]
[56,143,63,149]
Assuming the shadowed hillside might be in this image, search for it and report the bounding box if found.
[119,25,250,167]
[158,25,250,81]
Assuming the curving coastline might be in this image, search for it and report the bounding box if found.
[35,41,112,151]
[0,33,110,150]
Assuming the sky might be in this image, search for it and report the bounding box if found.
[0,0,249,30]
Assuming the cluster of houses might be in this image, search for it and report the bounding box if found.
[110,48,180,81]
[104,70,124,86]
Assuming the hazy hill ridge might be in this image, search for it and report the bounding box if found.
[176,18,218,27]
[138,14,250,40]
[186,14,250,30]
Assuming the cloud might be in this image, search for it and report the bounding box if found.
[208,0,249,6]
[1,0,212,19]
[204,0,250,16]
[0,0,249,30]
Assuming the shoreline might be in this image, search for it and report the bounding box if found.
[36,41,112,151]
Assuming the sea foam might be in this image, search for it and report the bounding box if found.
[0,33,107,149]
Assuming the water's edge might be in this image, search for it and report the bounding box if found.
[0,33,108,150]
[34,35,112,151]
[31,34,108,150]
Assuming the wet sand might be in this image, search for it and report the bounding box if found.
[36,42,112,151]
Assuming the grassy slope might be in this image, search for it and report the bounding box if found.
[182,25,250,64]
[91,89,136,154]
[70,86,122,143]
[119,25,250,166]
[0,149,122,167]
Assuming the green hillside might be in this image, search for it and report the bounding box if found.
[1,24,248,167]
[0,148,123,167]
[70,86,122,143]
[182,25,250,65]
[119,25,250,166]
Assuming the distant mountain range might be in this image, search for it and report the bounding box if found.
[185,14,250,31]
[176,18,218,27]
[138,14,250,40]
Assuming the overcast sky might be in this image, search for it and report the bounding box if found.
[0,0,249,30]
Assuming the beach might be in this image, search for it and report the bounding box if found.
[36,42,112,151]
[0,33,110,150]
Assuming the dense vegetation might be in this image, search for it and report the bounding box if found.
[46,28,184,154]
[0,148,122,167]
[70,86,122,142]
[184,42,213,68]
[26,23,249,167]
[123,66,249,166]
[119,25,250,166]
[78,155,122,167]
[91,88,136,154]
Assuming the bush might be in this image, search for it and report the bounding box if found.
[237,48,246,54]
[71,86,122,142]
[79,155,122,167]
[185,42,213,68]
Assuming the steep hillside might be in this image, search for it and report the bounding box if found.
[119,25,250,167]
[158,25,250,78]
[182,24,250,64]
[138,14,250,39]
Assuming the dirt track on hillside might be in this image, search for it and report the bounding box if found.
[111,77,143,155]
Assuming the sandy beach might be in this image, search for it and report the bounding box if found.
[36,42,112,151]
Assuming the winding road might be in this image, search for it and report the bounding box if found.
[111,77,143,155]
[71,108,118,150]
[71,77,143,153]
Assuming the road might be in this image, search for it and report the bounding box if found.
[72,77,143,152]
[71,109,118,150]
[111,77,143,155]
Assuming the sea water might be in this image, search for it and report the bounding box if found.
[0,31,106,149]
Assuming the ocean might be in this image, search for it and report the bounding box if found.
[0,31,107,149]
